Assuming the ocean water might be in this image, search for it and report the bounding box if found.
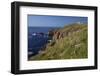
[28,27,59,57]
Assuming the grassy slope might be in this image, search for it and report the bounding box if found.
[29,23,88,60]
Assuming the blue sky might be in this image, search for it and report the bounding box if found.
[28,15,87,27]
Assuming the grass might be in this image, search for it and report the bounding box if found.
[29,23,88,60]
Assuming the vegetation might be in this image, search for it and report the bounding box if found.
[29,23,88,60]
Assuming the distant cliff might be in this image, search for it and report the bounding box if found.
[29,23,88,60]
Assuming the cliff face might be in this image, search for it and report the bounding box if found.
[29,23,88,60]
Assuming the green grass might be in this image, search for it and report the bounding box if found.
[29,23,88,60]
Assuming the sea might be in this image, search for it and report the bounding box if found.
[28,27,59,58]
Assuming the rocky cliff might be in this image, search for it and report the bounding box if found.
[29,23,88,60]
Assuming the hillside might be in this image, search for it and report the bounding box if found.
[29,23,88,60]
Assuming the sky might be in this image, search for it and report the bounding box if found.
[28,15,88,27]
